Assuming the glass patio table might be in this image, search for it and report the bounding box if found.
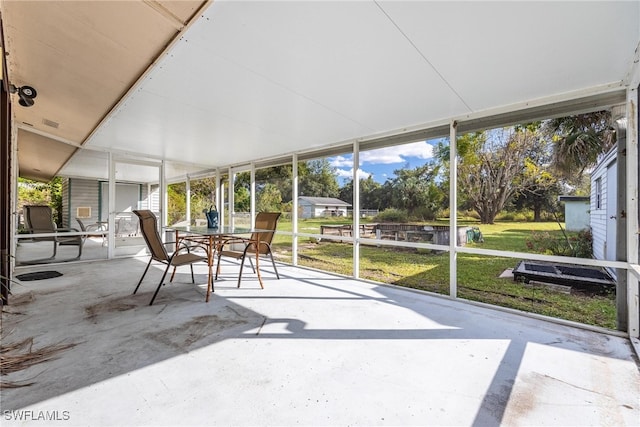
[167,225,258,302]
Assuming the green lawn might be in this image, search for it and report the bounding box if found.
[272,218,616,330]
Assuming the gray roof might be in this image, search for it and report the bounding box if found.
[558,196,590,202]
[298,197,351,207]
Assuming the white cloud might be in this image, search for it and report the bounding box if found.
[330,155,353,168]
[335,168,371,180]
[329,141,433,169]
[360,141,433,164]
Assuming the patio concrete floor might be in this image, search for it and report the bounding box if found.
[2,256,639,426]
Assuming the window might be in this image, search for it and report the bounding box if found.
[595,177,602,209]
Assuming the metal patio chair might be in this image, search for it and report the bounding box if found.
[23,205,83,261]
[76,218,107,246]
[215,212,281,288]
[133,209,207,305]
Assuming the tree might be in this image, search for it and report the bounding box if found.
[544,111,614,178]
[511,125,559,222]
[339,176,385,210]
[235,166,294,204]
[390,163,444,220]
[455,128,543,224]
[513,159,561,222]
[299,159,340,198]
[18,177,63,226]
[189,177,217,221]
[360,176,384,210]
[257,183,283,212]
[167,183,186,225]
[234,186,250,212]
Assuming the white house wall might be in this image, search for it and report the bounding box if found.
[63,178,101,228]
[591,148,618,261]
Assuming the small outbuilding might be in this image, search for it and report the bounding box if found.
[558,195,590,232]
[298,197,351,219]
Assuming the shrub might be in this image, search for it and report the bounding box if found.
[374,208,409,223]
[456,210,480,221]
[464,210,480,220]
[410,206,439,221]
[496,210,534,222]
[568,229,593,258]
[526,228,592,258]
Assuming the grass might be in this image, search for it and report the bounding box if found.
[271,218,617,330]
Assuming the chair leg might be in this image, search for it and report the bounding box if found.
[190,264,195,283]
[73,240,83,260]
[215,252,222,279]
[247,256,256,273]
[149,264,171,306]
[268,250,280,279]
[134,258,153,294]
[170,266,177,282]
[237,255,248,288]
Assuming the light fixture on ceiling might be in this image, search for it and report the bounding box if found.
[9,84,38,107]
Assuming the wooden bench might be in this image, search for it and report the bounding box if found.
[320,224,352,237]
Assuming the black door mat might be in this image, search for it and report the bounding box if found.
[16,271,63,281]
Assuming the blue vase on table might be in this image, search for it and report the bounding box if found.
[205,208,218,229]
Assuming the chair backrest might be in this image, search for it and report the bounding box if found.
[249,212,281,254]
[132,210,169,262]
[75,218,87,232]
[24,205,56,234]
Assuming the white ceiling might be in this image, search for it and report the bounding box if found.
[5,1,639,183]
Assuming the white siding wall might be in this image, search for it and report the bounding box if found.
[65,178,101,228]
[564,201,590,231]
[591,180,607,260]
[590,150,616,260]
[299,202,313,219]
[66,179,154,223]
[147,185,159,212]
[313,206,348,217]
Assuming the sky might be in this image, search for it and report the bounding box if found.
[329,139,441,185]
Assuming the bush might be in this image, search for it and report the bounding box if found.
[526,228,593,258]
[496,210,533,222]
[461,210,480,220]
[568,229,593,258]
[410,206,439,221]
[374,208,409,223]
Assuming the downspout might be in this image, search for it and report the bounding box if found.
[612,105,628,332]
[628,84,640,339]
[1,54,11,305]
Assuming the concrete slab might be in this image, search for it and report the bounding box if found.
[498,268,514,279]
[15,237,147,265]
[2,258,639,426]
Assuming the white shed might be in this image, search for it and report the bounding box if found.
[298,197,351,219]
[558,196,590,231]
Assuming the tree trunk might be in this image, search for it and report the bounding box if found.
[533,202,542,222]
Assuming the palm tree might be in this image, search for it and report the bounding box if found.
[544,111,615,178]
